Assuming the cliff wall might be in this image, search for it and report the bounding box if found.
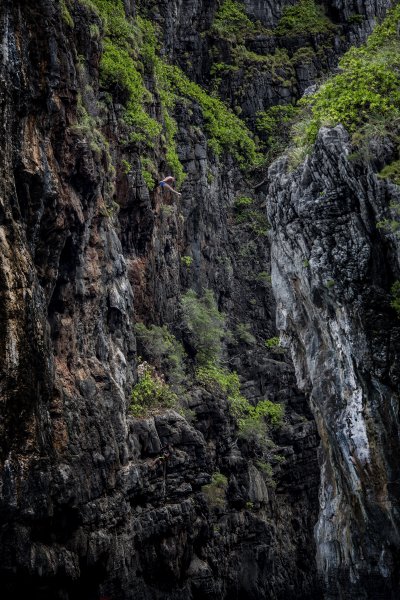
[0,1,398,598]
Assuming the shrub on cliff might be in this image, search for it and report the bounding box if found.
[131,362,177,417]
[390,281,400,316]
[275,0,335,37]
[134,323,186,388]
[202,472,228,508]
[294,5,400,146]
[233,196,269,236]
[210,0,266,43]
[181,289,226,365]
[196,364,284,446]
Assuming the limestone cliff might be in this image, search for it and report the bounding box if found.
[0,1,398,599]
[268,126,400,598]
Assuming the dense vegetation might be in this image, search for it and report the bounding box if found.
[275,0,335,36]
[87,0,260,185]
[294,4,400,146]
[210,0,267,42]
[131,289,284,457]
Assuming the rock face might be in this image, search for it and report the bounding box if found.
[267,126,400,598]
[0,0,398,599]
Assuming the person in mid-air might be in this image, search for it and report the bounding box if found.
[158,176,181,197]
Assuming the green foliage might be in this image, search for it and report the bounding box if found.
[255,271,272,285]
[69,94,112,168]
[142,169,155,188]
[141,12,258,178]
[233,197,269,236]
[92,0,184,179]
[376,219,400,234]
[234,196,253,210]
[100,38,161,145]
[211,0,266,43]
[232,46,294,84]
[91,0,133,42]
[235,323,256,345]
[94,0,258,173]
[202,472,228,507]
[348,14,365,25]
[151,60,186,185]
[89,23,101,39]
[325,279,335,289]
[60,0,74,27]
[181,289,226,365]
[196,364,284,444]
[122,159,132,174]
[99,200,120,219]
[256,460,273,477]
[378,160,400,186]
[265,337,283,350]
[162,64,260,166]
[238,400,284,446]
[275,0,335,36]
[248,211,269,236]
[134,323,186,388]
[78,0,100,15]
[141,156,158,185]
[163,111,186,185]
[131,362,178,417]
[210,62,240,77]
[256,104,300,157]
[255,460,275,487]
[291,46,316,64]
[196,364,243,402]
[160,204,174,217]
[294,5,400,146]
[181,255,193,268]
[390,281,400,316]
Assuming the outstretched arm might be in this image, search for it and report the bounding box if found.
[162,182,181,196]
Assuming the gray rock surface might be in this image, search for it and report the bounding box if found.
[267,125,400,598]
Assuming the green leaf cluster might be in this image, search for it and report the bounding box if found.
[255,271,272,285]
[234,196,253,210]
[210,0,266,43]
[379,161,400,186]
[234,323,256,345]
[92,0,162,146]
[233,196,269,236]
[181,290,226,365]
[265,337,281,349]
[60,0,74,27]
[134,323,186,388]
[181,255,193,268]
[391,281,400,316]
[69,93,111,159]
[256,104,300,158]
[196,364,284,442]
[275,0,335,37]
[202,472,228,507]
[376,201,400,235]
[161,63,260,166]
[131,363,178,417]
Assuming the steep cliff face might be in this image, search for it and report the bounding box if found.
[0,0,398,599]
[267,126,400,598]
[0,1,321,598]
